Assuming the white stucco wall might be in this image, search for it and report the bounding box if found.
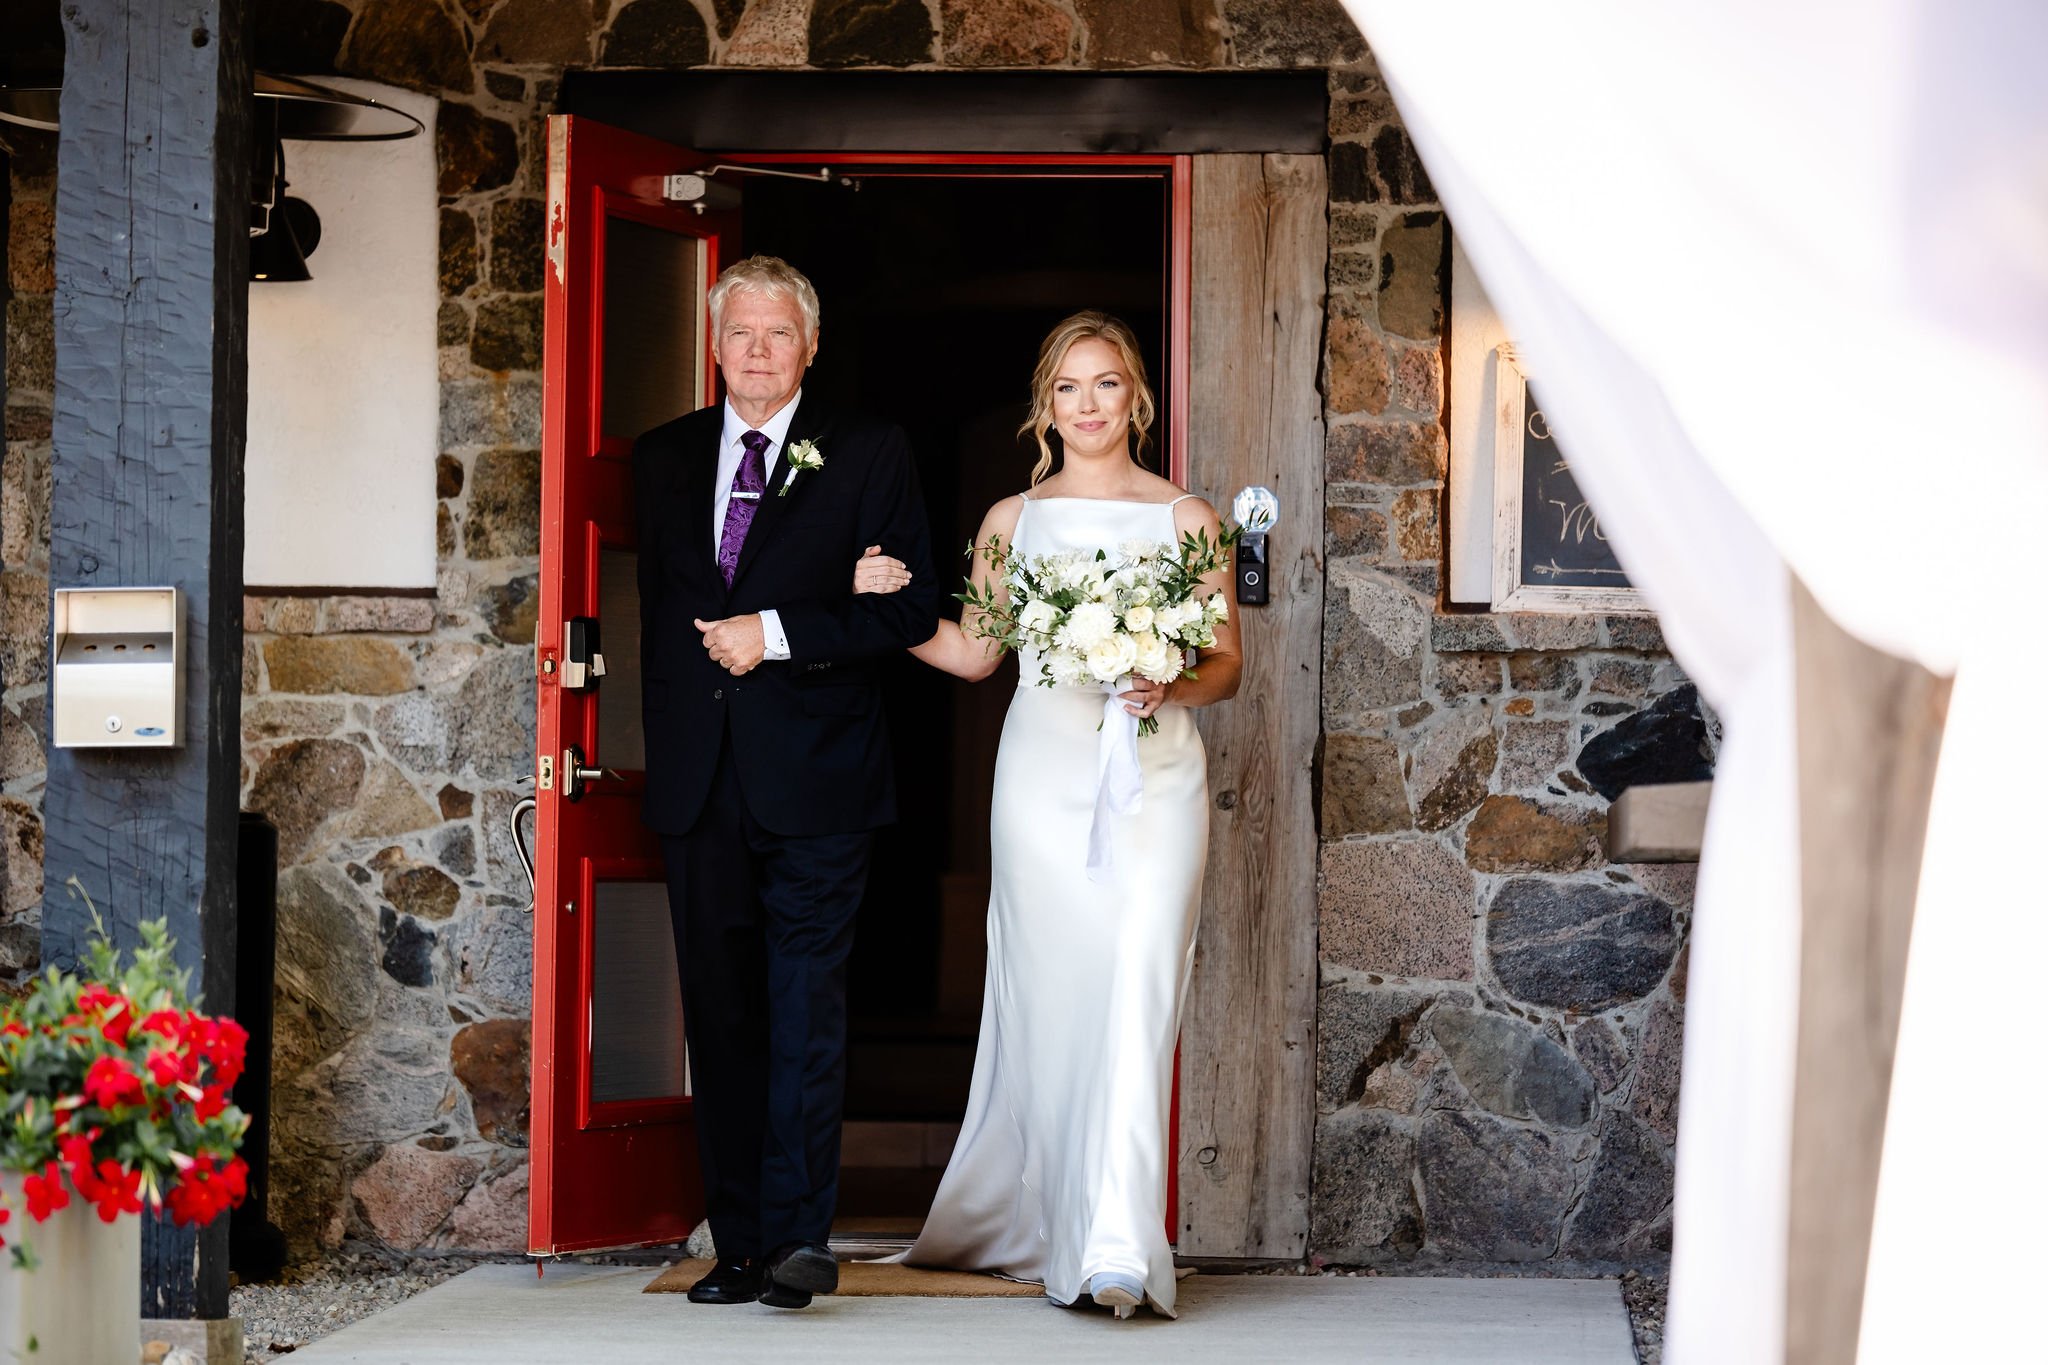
[1447,234,1509,604]
[245,80,438,590]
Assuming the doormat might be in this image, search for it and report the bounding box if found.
[644,1259,1044,1298]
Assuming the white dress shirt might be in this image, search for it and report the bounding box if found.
[715,393,803,660]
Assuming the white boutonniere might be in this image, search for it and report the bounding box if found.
[780,439,824,496]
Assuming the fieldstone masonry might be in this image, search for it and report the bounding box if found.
[3,128,54,988]
[1,0,1708,1267]
[1313,53,1710,1267]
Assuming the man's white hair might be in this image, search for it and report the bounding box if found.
[707,255,821,341]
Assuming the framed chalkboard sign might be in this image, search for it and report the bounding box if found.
[1490,347,1645,613]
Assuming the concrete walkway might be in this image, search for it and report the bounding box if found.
[285,1263,1638,1364]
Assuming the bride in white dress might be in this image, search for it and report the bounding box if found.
[854,312,1241,1319]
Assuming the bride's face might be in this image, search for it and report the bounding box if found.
[1050,337,1133,461]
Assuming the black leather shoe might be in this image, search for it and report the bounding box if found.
[762,1241,838,1308]
[686,1257,763,1305]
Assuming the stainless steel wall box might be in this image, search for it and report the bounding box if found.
[52,587,184,748]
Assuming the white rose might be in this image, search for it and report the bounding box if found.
[1152,602,1187,637]
[1086,632,1139,683]
[1063,601,1116,649]
[1207,592,1230,623]
[1047,648,1087,687]
[1131,630,1174,681]
[1123,603,1155,633]
[1055,555,1092,590]
[1017,599,1057,634]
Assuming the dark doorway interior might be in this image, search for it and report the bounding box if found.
[741,169,1169,1216]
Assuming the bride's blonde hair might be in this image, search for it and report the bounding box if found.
[1017,312,1157,486]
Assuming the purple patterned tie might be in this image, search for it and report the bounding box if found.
[718,430,770,586]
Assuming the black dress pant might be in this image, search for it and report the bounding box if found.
[660,734,871,1259]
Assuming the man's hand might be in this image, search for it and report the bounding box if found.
[696,615,767,675]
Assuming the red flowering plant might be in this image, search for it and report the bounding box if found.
[0,899,249,1270]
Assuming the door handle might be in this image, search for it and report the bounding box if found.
[510,796,537,913]
[560,744,622,802]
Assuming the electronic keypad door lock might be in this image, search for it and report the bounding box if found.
[561,617,606,690]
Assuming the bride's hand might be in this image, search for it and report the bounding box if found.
[1119,676,1174,720]
[853,544,912,595]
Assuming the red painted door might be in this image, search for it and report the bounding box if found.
[528,115,733,1255]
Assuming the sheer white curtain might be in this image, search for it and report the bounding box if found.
[1338,3,2047,1360]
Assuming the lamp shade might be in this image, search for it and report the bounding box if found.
[0,73,424,140]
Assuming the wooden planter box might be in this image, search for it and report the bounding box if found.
[0,1171,142,1365]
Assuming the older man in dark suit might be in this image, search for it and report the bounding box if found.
[631,256,939,1309]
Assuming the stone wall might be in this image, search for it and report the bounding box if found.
[1311,80,1711,1260]
[1,0,1700,1264]
[2,129,54,987]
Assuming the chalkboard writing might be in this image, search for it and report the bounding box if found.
[1516,381,1632,590]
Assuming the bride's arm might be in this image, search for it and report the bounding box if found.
[852,497,1023,682]
[1121,497,1242,716]
[904,619,995,679]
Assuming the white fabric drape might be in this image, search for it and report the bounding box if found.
[1338,3,2047,1360]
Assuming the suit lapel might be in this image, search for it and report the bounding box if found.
[729,393,830,591]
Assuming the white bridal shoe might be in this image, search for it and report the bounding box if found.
[1088,1272,1146,1320]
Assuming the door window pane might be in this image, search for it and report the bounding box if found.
[597,545,645,772]
[601,215,703,442]
[589,878,687,1104]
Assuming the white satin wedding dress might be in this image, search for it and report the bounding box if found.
[901,493,1210,1317]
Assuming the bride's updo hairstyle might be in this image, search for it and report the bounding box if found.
[1018,311,1158,486]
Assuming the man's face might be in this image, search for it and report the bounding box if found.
[715,290,817,415]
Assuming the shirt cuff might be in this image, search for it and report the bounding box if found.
[759,608,791,661]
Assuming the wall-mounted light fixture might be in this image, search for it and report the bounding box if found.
[0,72,421,283]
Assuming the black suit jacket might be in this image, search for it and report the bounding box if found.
[631,395,941,837]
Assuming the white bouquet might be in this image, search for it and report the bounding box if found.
[960,525,1237,735]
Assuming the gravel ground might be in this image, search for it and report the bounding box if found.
[1619,1267,1667,1363]
[232,1250,1670,1363]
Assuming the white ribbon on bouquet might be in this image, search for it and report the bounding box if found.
[1086,675,1145,881]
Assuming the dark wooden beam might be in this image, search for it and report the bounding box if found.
[45,0,251,1321]
[1785,579,1950,1365]
[560,71,1331,155]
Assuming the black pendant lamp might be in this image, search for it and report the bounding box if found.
[250,190,323,284]
[0,73,421,283]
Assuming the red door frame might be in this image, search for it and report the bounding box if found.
[534,132,1195,1254]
